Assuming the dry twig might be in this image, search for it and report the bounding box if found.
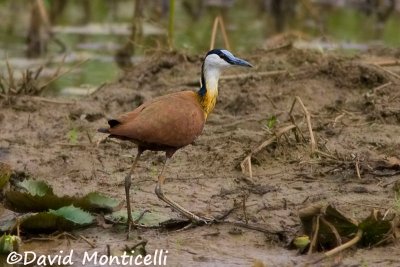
[355,155,361,179]
[373,60,400,67]
[79,234,96,248]
[240,124,296,178]
[241,96,316,177]
[373,64,400,81]
[31,96,75,105]
[210,16,231,50]
[289,96,316,154]
[308,215,320,255]
[312,229,363,264]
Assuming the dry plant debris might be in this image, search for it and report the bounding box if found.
[210,15,231,50]
[0,56,88,97]
[297,204,398,263]
[241,96,316,178]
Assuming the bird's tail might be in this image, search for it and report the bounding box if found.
[97,128,110,134]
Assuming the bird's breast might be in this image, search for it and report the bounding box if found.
[196,87,218,118]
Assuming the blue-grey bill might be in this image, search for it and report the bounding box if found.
[233,57,252,67]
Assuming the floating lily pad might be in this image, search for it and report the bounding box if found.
[18,179,53,196]
[77,192,122,213]
[5,190,71,212]
[5,179,121,213]
[20,206,93,232]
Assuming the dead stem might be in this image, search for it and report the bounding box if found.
[218,16,231,50]
[133,209,150,224]
[314,149,338,161]
[372,82,392,94]
[106,244,111,257]
[31,96,75,105]
[341,201,382,209]
[314,229,363,263]
[210,16,231,50]
[373,64,400,81]
[224,220,283,236]
[355,155,361,179]
[290,96,316,154]
[308,215,320,255]
[240,124,296,177]
[79,234,96,248]
[242,194,249,224]
[373,60,400,67]
[125,240,148,252]
[320,217,342,247]
[332,113,345,127]
[210,17,219,50]
[241,96,316,177]
[6,55,15,91]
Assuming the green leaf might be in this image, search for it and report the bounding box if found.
[299,204,359,249]
[77,192,121,213]
[67,128,78,144]
[324,205,358,237]
[49,206,93,225]
[5,190,72,212]
[359,210,393,246]
[21,205,93,232]
[0,234,20,254]
[18,179,53,196]
[299,204,395,253]
[293,235,310,250]
[5,179,121,213]
[266,115,277,129]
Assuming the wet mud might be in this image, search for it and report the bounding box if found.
[1,48,400,266]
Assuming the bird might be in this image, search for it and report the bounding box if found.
[98,49,252,234]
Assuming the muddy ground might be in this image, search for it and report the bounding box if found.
[1,48,400,266]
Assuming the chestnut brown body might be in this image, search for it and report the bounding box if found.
[99,91,206,154]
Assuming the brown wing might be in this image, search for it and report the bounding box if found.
[108,91,206,148]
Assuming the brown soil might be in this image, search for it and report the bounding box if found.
[1,48,400,266]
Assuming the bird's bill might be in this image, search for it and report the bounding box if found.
[231,57,252,67]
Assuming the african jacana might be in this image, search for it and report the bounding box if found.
[98,49,252,234]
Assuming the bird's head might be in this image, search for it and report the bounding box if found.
[198,49,252,115]
[204,49,252,70]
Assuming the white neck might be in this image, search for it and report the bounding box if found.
[203,65,221,94]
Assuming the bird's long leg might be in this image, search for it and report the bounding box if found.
[155,157,214,224]
[125,149,142,238]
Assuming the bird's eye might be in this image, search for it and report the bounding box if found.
[219,54,228,61]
